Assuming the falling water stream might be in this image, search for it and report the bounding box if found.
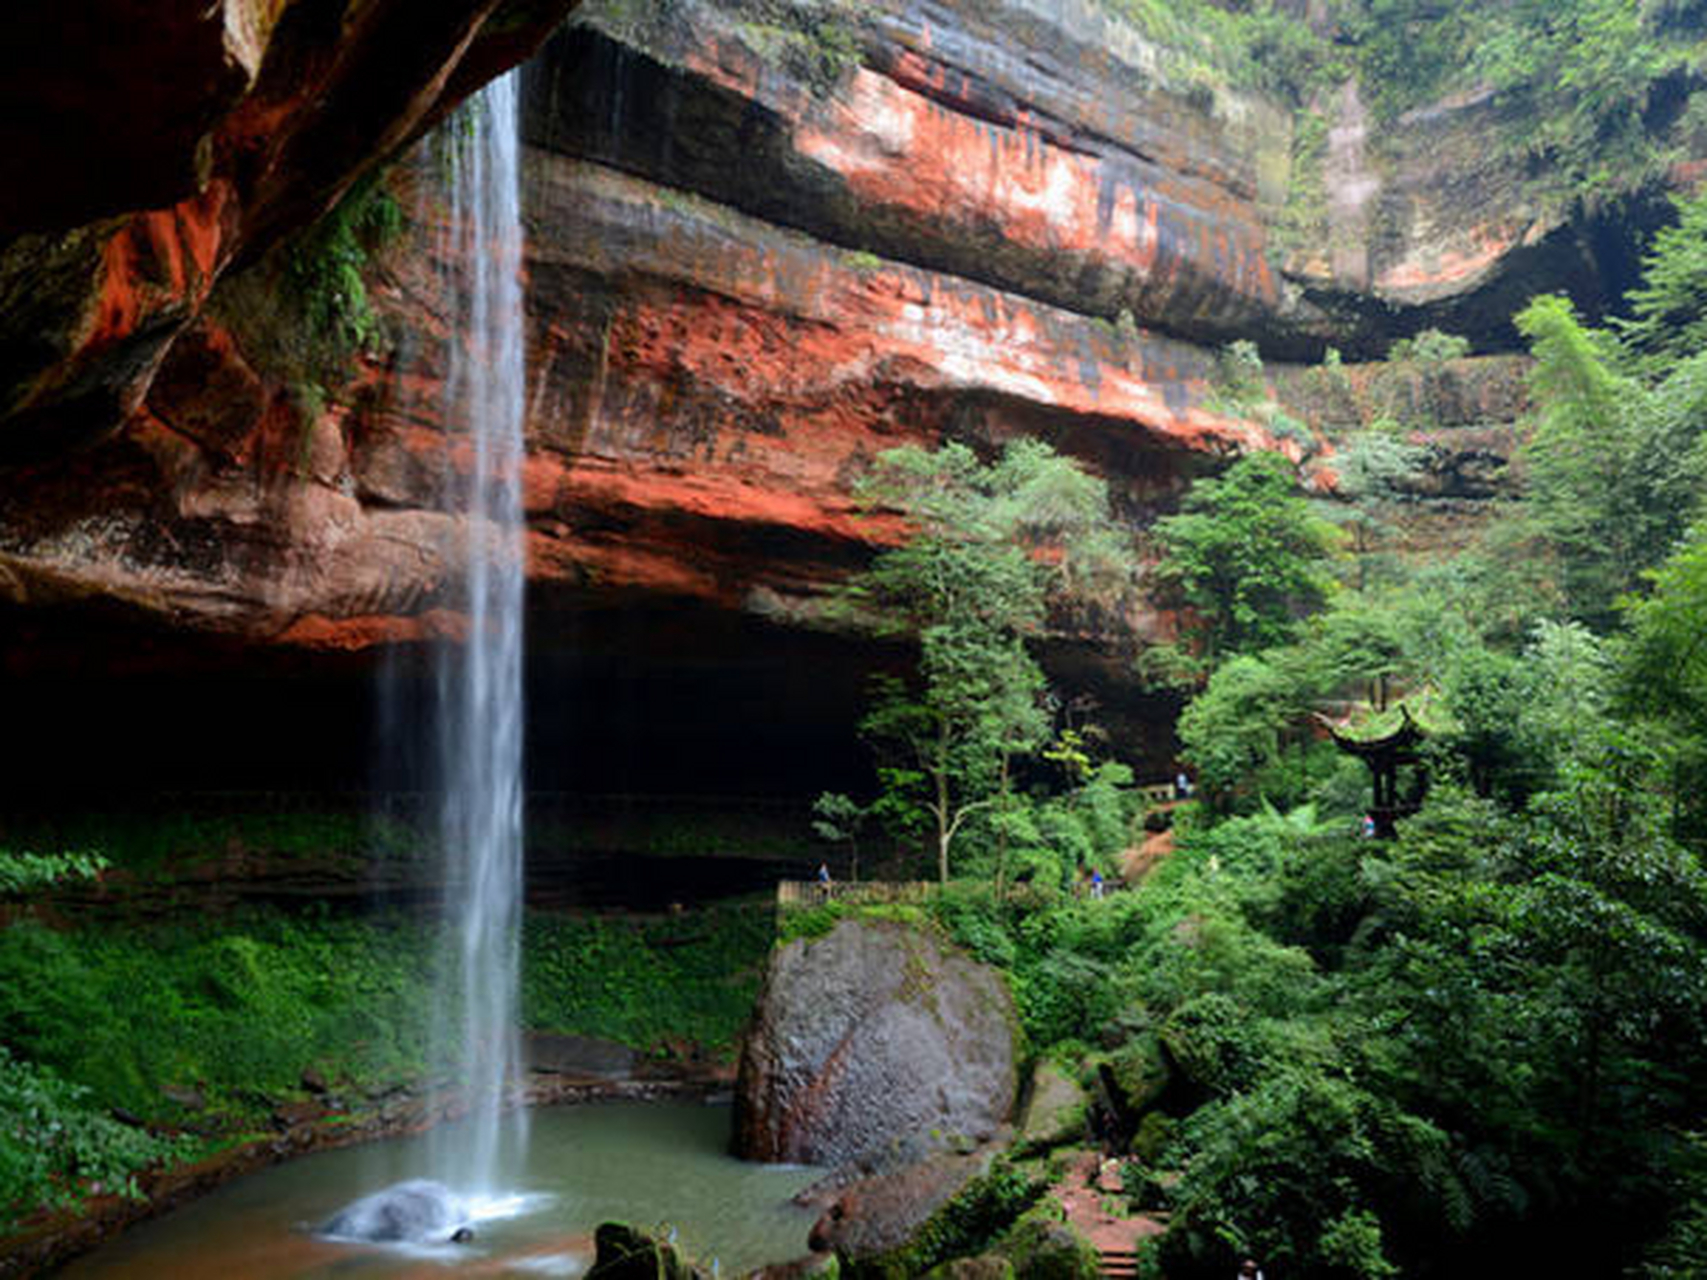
[65,67,824,1279]
[430,68,530,1200]
[280,71,531,1248]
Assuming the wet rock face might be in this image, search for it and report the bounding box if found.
[733,918,1018,1168]
[0,0,576,467]
[524,2,1301,356]
[0,0,1672,746]
[529,0,1686,360]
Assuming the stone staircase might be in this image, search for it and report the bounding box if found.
[1100,1245,1141,1279]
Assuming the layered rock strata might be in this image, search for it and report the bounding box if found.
[2,0,1689,791]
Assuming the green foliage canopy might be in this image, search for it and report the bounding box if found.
[841,440,1125,882]
[1516,294,1705,627]
[1151,451,1340,666]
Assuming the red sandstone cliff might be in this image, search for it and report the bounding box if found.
[0,0,578,469]
[0,0,1689,682]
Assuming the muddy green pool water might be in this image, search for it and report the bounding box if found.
[61,1101,820,1279]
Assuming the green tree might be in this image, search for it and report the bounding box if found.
[810,792,869,882]
[1324,429,1427,592]
[1623,524,1707,731]
[1177,650,1313,809]
[839,441,1119,883]
[1305,598,1409,714]
[1515,295,1701,627]
[1151,451,1340,666]
[0,850,106,896]
[1620,524,1707,841]
[1618,190,1707,379]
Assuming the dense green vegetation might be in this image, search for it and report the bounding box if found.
[1101,0,1706,206]
[0,850,107,895]
[0,898,772,1232]
[522,906,775,1054]
[821,440,1140,889]
[1125,188,1707,1278]
[806,182,1707,1277]
[1149,451,1340,669]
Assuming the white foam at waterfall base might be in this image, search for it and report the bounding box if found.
[314,1177,554,1256]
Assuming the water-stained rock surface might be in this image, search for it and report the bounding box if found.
[734,917,1018,1169]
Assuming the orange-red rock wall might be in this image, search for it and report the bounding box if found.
[0,0,1560,674]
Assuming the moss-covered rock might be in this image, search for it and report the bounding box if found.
[922,1256,1016,1280]
[1016,1061,1089,1156]
[837,1158,1042,1280]
[1102,1034,1172,1120]
[1128,1111,1179,1166]
[587,1221,705,1280]
[995,1204,1101,1280]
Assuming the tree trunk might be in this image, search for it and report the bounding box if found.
[935,719,952,884]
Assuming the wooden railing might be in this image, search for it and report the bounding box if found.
[776,879,1059,909]
[776,879,936,908]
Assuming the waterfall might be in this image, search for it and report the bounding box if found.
[432,69,528,1195]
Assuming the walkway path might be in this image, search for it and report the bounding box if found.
[1047,1152,1166,1278]
[1120,826,1174,884]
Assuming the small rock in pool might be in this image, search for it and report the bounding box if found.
[318,1179,464,1243]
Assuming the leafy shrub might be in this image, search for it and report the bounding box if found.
[286,173,403,360]
[0,850,106,895]
[1015,949,1122,1048]
[1387,329,1470,364]
[934,890,1019,968]
[0,1047,191,1230]
[1161,1067,1444,1279]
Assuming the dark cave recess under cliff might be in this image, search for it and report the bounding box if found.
[0,597,1180,821]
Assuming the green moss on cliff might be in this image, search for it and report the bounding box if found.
[522,904,775,1057]
[0,897,773,1232]
[1094,0,1346,105]
[0,909,439,1121]
[1096,0,1703,208]
[285,172,403,364]
[735,10,861,97]
[1270,107,1328,265]
[0,899,773,1217]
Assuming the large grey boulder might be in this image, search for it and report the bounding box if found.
[734,917,1018,1168]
